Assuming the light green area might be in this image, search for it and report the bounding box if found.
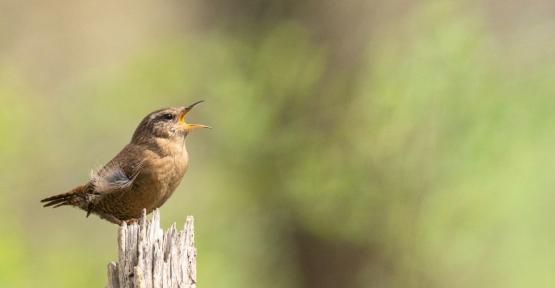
[0,1,554,287]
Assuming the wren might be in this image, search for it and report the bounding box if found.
[41,101,210,224]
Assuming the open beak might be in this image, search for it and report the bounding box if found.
[178,100,212,130]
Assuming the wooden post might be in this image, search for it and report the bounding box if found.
[106,209,197,288]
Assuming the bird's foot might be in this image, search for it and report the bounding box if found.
[124,218,139,225]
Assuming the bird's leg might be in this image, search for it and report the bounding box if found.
[124,218,139,225]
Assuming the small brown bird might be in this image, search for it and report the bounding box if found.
[41,101,210,224]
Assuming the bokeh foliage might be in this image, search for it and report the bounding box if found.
[1,1,554,287]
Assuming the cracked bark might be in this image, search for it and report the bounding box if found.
[106,209,197,288]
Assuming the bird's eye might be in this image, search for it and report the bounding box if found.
[160,113,175,121]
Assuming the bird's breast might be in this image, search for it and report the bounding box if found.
[135,147,189,210]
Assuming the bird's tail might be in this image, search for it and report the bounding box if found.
[40,186,86,208]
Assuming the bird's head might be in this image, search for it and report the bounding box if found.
[131,101,210,144]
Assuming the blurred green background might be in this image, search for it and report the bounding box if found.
[1,0,555,287]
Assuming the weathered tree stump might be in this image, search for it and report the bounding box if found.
[106,209,197,288]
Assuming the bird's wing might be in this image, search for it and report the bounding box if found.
[90,163,142,194]
[90,144,145,195]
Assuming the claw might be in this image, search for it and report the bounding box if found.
[124,218,138,225]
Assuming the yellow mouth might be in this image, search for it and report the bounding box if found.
[178,101,211,130]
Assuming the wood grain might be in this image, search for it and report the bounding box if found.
[107,209,196,288]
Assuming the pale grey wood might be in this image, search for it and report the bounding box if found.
[106,209,197,288]
[107,262,119,288]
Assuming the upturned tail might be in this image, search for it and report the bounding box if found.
[41,186,87,208]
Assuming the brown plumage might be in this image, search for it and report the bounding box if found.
[41,101,210,224]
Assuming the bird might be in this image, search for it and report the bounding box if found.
[40,101,210,224]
